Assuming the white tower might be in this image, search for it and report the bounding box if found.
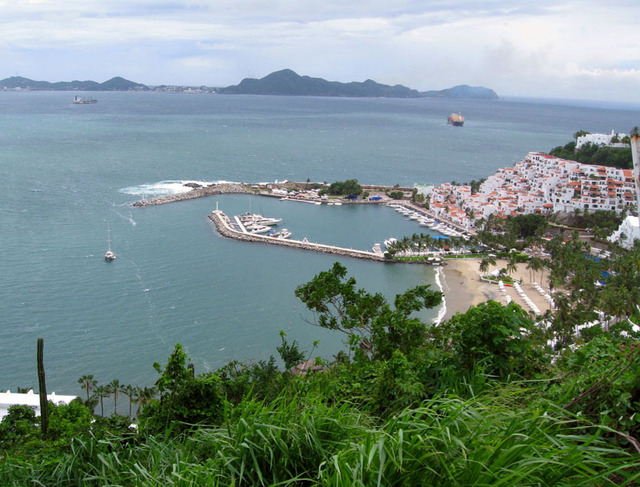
[631,132,640,211]
[609,131,640,247]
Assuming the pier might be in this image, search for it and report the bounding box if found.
[208,209,386,262]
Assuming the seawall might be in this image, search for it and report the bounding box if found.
[131,183,250,207]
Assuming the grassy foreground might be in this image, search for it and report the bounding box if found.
[2,262,640,485]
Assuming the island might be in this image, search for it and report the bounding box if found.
[218,69,498,99]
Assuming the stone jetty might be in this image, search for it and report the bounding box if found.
[208,210,387,262]
[132,183,250,207]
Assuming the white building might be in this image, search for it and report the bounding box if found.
[427,151,638,227]
[0,390,77,420]
[576,130,628,149]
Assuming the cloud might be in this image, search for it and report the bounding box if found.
[0,0,639,101]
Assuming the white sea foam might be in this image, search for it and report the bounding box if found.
[119,180,235,197]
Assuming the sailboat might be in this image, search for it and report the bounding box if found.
[105,225,116,261]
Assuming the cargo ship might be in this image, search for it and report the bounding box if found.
[447,113,464,126]
[73,96,97,104]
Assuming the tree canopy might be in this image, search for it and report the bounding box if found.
[549,141,632,168]
[324,179,362,196]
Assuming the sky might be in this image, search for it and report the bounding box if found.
[1,0,639,103]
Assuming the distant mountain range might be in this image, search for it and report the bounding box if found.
[0,76,148,91]
[0,70,499,99]
[421,84,499,100]
[219,69,499,99]
[218,69,422,97]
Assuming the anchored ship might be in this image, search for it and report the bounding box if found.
[73,96,97,104]
[447,113,464,126]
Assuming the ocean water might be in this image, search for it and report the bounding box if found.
[1,91,639,394]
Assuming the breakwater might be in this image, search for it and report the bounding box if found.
[131,183,250,207]
[208,210,387,262]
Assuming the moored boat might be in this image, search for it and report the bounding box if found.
[383,237,397,248]
[268,228,292,239]
[239,213,282,226]
[245,223,271,234]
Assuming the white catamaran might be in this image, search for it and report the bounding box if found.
[105,225,116,261]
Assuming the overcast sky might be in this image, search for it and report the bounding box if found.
[2,0,639,102]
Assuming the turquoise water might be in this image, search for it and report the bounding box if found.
[1,91,638,393]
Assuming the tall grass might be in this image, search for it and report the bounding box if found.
[321,395,640,486]
[184,395,368,485]
[2,393,638,486]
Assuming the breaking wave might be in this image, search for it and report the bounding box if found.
[119,180,235,197]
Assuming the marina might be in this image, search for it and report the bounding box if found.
[209,208,386,262]
[132,181,476,244]
[132,183,473,263]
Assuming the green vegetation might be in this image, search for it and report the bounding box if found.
[2,258,640,484]
[555,209,625,239]
[451,178,486,194]
[384,233,466,258]
[549,140,632,169]
[321,178,363,196]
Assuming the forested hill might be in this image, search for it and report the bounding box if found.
[421,84,499,99]
[0,76,148,91]
[1,71,499,99]
[218,69,499,99]
[218,69,421,97]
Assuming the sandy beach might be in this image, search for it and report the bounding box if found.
[440,258,553,321]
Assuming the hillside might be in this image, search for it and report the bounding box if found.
[0,76,148,91]
[421,84,499,99]
[0,71,499,99]
[219,70,499,99]
[218,69,422,98]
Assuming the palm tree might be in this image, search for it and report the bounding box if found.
[506,258,519,278]
[77,374,97,402]
[479,255,497,275]
[400,236,411,254]
[526,256,545,284]
[479,258,490,275]
[108,379,122,415]
[136,386,157,414]
[420,233,433,250]
[124,385,138,419]
[94,385,108,417]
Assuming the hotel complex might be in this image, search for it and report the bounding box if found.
[426,151,638,231]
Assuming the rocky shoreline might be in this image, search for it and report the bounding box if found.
[131,183,251,207]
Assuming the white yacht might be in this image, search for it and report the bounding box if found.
[239,213,282,226]
[245,223,272,234]
[268,228,292,239]
[384,237,397,248]
[105,225,116,261]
